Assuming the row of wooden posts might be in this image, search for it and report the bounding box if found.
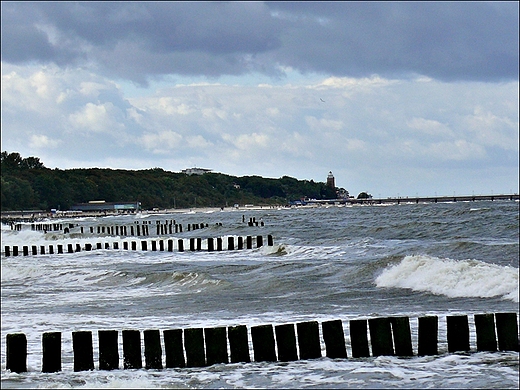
[12,216,264,234]
[3,235,274,257]
[5,313,518,373]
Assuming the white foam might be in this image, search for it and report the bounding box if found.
[375,254,519,302]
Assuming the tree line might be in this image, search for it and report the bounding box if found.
[1,152,342,211]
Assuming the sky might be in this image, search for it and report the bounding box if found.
[1,2,519,198]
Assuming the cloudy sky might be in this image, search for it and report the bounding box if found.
[1,2,518,198]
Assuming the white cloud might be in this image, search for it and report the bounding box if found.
[28,134,61,149]
[68,102,125,134]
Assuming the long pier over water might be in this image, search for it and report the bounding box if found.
[307,193,519,206]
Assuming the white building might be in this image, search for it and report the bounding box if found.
[181,167,212,175]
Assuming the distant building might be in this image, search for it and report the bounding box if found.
[70,200,141,212]
[181,167,212,175]
[327,171,335,188]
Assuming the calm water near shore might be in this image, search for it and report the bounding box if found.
[1,200,518,388]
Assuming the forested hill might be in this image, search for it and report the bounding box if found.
[1,152,339,211]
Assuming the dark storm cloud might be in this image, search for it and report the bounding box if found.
[1,2,518,83]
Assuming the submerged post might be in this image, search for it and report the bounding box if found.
[6,333,27,373]
[42,332,61,373]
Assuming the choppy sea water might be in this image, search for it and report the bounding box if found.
[1,200,519,388]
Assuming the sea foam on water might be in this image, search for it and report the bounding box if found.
[375,254,519,302]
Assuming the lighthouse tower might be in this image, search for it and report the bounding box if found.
[327,171,335,188]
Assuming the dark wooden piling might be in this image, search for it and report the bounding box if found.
[144,330,163,369]
[67,244,73,253]
[418,316,438,356]
[228,325,251,363]
[349,319,370,358]
[96,243,102,250]
[275,323,298,362]
[495,312,519,351]
[204,327,229,365]
[369,317,394,356]
[98,330,119,370]
[257,235,263,248]
[141,240,148,251]
[122,330,142,369]
[190,238,196,251]
[75,244,81,252]
[151,240,157,251]
[322,319,347,359]
[32,245,37,255]
[40,245,45,255]
[208,237,214,252]
[251,324,277,362]
[197,237,202,251]
[5,246,10,256]
[246,236,252,249]
[447,315,470,353]
[23,246,29,256]
[113,242,119,250]
[178,239,184,252]
[131,241,137,250]
[159,240,164,251]
[184,328,206,367]
[13,245,19,256]
[168,239,174,252]
[42,332,61,373]
[48,245,54,254]
[228,237,234,250]
[6,333,27,373]
[238,237,244,250]
[474,314,497,352]
[296,321,322,360]
[72,331,94,371]
[217,237,223,251]
[164,329,185,368]
[268,235,273,246]
[390,317,413,356]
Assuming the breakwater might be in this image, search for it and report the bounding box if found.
[5,313,518,373]
[2,234,274,256]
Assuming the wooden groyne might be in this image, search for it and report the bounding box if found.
[2,235,274,257]
[5,313,518,373]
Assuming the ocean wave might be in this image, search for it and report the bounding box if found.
[375,254,519,302]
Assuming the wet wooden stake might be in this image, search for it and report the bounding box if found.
[42,332,61,373]
[98,330,119,371]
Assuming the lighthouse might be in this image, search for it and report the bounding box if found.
[327,171,335,188]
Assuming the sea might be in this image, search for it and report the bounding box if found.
[1,200,519,388]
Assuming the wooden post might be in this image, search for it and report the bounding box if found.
[5,246,10,256]
[164,329,185,368]
[246,236,252,249]
[208,238,214,252]
[238,237,244,250]
[13,246,19,256]
[268,235,273,246]
[296,321,321,360]
[42,332,61,373]
[204,327,229,365]
[368,317,394,356]
[122,330,142,369]
[184,328,206,367]
[178,239,184,252]
[322,319,347,359]
[251,324,276,362]
[67,244,73,253]
[144,330,163,369]
[228,325,250,363]
[6,333,27,373]
[418,316,438,356]
[32,245,37,255]
[151,240,157,251]
[495,312,519,351]
[141,240,147,251]
[257,235,263,248]
[190,238,195,251]
[228,237,234,250]
[167,239,173,252]
[275,323,298,362]
[390,317,413,356]
[72,331,94,371]
[98,330,119,371]
[40,245,45,255]
[159,240,164,251]
[474,314,497,352]
[197,237,202,251]
[23,246,29,256]
[217,237,222,251]
[447,315,470,353]
[349,319,370,358]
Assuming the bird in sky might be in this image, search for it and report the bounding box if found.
[320,98,325,102]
